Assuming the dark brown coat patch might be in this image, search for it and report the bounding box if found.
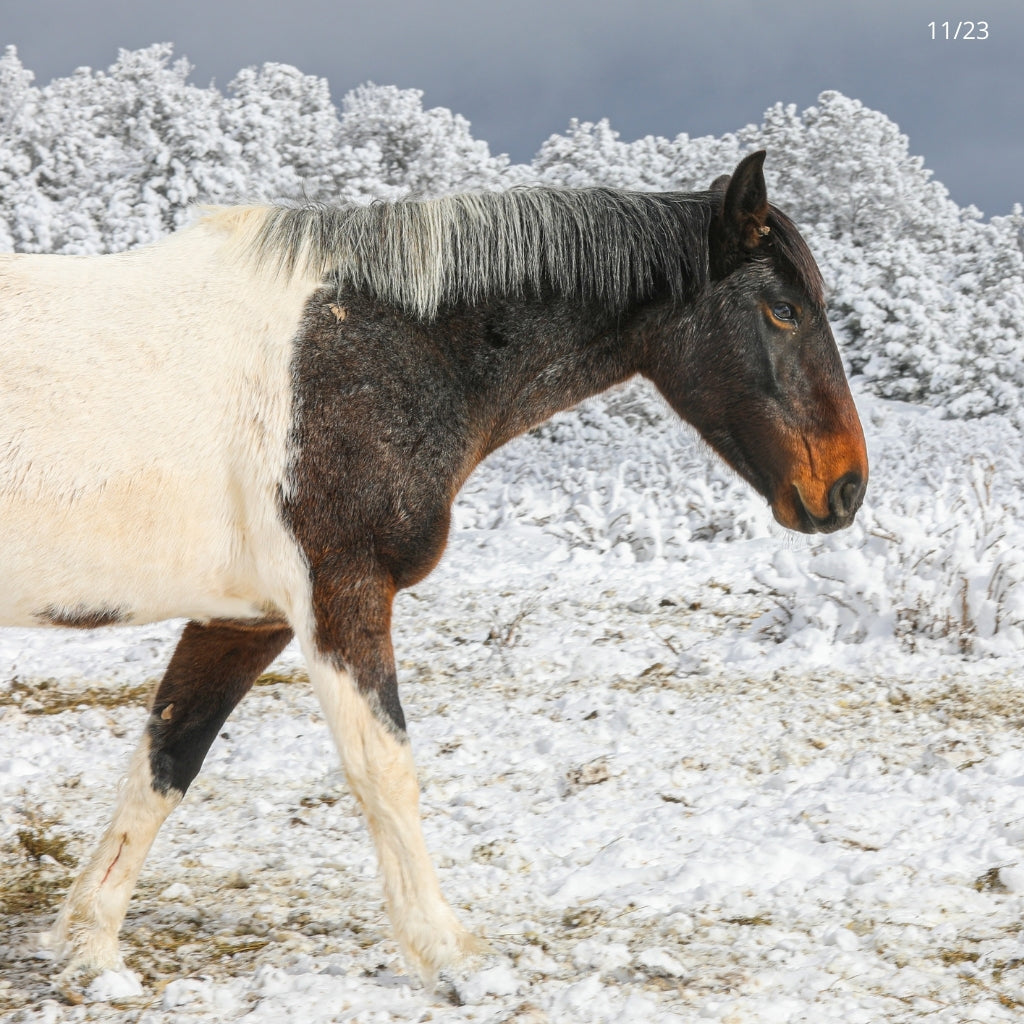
[147,619,293,795]
[281,292,640,733]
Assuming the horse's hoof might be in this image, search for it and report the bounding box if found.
[436,949,522,1005]
[404,927,491,988]
[45,931,126,990]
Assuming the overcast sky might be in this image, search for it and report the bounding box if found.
[3,0,1022,215]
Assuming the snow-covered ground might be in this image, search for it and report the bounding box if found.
[2,381,1023,1023]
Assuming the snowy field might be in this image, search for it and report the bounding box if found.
[2,381,1024,1023]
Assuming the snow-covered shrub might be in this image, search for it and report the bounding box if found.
[225,66,402,205]
[225,61,344,201]
[338,83,513,196]
[530,117,741,192]
[455,381,773,562]
[756,461,1024,657]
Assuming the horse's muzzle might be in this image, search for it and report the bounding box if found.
[786,471,867,534]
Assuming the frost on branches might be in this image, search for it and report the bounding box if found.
[0,45,1021,417]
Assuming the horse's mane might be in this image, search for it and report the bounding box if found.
[212,187,822,320]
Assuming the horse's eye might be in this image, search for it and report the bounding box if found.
[772,302,796,323]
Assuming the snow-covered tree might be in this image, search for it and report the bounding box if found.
[226,62,342,200]
[532,117,740,192]
[61,44,246,242]
[0,47,51,251]
[338,83,511,195]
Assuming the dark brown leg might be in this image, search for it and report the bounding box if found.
[147,619,294,795]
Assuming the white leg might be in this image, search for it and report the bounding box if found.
[306,653,485,982]
[40,738,180,977]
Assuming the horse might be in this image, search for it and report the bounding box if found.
[1,151,867,985]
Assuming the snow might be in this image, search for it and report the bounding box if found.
[2,383,1024,1022]
[84,972,144,1002]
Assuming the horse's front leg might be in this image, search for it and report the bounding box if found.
[43,620,292,979]
[298,579,483,983]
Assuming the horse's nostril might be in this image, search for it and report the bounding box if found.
[829,471,866,520]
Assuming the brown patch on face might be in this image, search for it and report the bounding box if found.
[35,605,128,628]
[748,296,869,534]
[768,412,869,534]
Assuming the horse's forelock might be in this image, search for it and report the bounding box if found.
[765,207,826,307]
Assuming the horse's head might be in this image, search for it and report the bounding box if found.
[646,151,868,534]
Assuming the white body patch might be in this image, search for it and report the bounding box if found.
[0,213,318,626]
[9,212,480,985]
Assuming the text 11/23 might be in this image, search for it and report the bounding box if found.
[929,21,989,39]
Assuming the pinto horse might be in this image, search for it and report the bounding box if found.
[1,151,866,983]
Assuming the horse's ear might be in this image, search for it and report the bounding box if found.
[709,173,731,194]
[709,150,770,279]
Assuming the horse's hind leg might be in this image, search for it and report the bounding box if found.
[43,619,292,978]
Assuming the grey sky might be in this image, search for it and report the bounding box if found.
[3,0,1022,215]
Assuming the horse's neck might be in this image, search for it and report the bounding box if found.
[469,298,643,456]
